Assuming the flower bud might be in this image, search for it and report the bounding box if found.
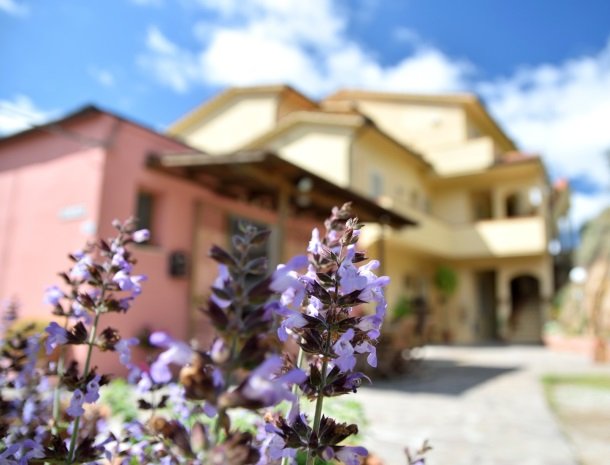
[210,338,230,364]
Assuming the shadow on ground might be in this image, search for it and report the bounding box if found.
[369,358,518,396]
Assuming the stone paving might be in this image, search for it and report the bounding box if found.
[357,345,610,465]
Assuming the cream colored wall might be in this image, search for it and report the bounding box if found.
[369,239,436,327]
[432,190,471,224]
[451,268,478,343]
[178,93,278,154]
[350,128,429,210]
[266,124,353,187]
[426,136,496,175]
[356,100,467,152]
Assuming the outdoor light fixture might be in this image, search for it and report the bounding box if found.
[168,250,189,277]
[296,176,313,207]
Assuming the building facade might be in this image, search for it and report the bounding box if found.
[0,105,409,372]
[169,85,571,344]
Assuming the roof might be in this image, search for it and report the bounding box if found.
[147,150,416,228]
[0,104,194,151]
[323,89,517,152]
[168,84,318,135]
[242,109,432,170]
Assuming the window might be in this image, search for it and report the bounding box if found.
[135,191,155,243]
[369,171,384,199]
[471,190,493,220]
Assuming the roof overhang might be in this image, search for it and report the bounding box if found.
[147,150,416,228]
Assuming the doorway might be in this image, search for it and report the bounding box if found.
[476,270,498,340]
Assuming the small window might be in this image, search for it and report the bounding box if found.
[369,172,384,199]
[471,190,493,220]
[410,190,419,208]
[135,191,155,243]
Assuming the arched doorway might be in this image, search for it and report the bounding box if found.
[509,275,542,343]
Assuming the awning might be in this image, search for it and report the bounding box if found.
[147,149,416,229]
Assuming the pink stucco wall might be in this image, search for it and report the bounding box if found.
[0,118,107,318]
[0,108,321,375]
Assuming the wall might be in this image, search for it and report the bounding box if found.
[178,93,278,154]
[0,117,109,319]
[94,119,320,371]
[425,137,496,175]
[356,100,467,152]
[267,123,353,188]
[350,128,429,211]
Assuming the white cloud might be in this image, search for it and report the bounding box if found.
[0,0,28,16]
[141,0,471,95]
[88,66,115,87]
[480,39,610,225]
[138,0,608,225]
[0,95,54,135]
[138,26,200,93]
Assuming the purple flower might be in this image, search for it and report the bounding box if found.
[333,329,356,372]
[111,248,131,272]
[149,332,193,383]
[210,338,230,364]
[44,322,68,354]
[22,398,36,425]
[308,228,322,254]
[356,260,390,304]
[84,375,101,403]
[113,270,147,295]
[67,389,85,417]
[43,285,64,306]
[149,330,172,347]
[355,340,377,367]
[338,249,368,294]
[242,356,307,407]
[335,446,368,465]
[132,229,150,243]
[69,253,93,281]
[116,337,138,366]
[275,306,308,342]
[211,265,231,308]
[270,255,308,294]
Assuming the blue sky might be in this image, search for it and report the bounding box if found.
[1,0,610,226]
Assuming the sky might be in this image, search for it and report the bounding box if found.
[1,0,610,229]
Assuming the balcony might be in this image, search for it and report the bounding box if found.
[451,216,548,258]
[362,213,548,260]
[425,136,496,176]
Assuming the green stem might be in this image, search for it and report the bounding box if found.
[52,346,66,432]
[52,317,70,434]
[66,310,102,464]
[305,358,329,465]
[281,347,306,465]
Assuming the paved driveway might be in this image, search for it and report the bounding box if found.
[357,345,610,465]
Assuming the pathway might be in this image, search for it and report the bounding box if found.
[357,345,610,465]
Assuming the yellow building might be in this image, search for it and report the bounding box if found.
[169,85,570,344]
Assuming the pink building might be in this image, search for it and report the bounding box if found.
[0,105,410,373]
